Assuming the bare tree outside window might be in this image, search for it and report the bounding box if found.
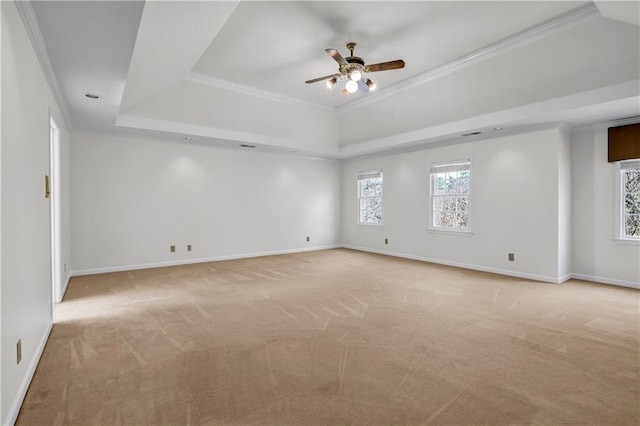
[623,166,640,238]
[430,161,470,230]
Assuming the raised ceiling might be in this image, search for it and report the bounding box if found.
[24,1,640,158]
[192,1,585,108]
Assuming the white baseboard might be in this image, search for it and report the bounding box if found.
[342,245,561,283]
[571,273,640,289]
[70,245,341,277]
[342,245,640,289]
[556,273,573,284]
[4,321,53,426]
[57,273,71,303]
[68,244,640,290]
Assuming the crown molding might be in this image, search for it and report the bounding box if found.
[15,0,72,129]
[168,3,600,117]
[186,72,333,112]
[336,3,601,113]
[115,113,340,158]
[610,115,640,127]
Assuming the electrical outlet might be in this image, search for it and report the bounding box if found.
[170,245,176,253]
[17,339,22,364]
[187,244,192,252]
[306,236,310,242]
[508,253,515,261]
[385,238,389,245]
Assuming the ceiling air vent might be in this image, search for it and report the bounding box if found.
[462,131,482,137]
[239,144,256,148]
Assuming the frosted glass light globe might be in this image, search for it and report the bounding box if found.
[345,80,358,93]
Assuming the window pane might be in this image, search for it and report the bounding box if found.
[372,180,382,197]
[358,182,365,198]
[359,177,382,198]
[433,175,446,195]
[361,181,373,197]
[365,197,382,211]
[625,214,640,237]
[444,196,456,213]
[625,194,640,214]
[359,198,369,212]
[364,199,383,223]
[625,169,640,193]
[443,212,456,228]
[456,211,469,229]
[444,173,456,195]
[457,175,470,194]
[456,196,468,212]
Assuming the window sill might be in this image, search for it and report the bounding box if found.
[614,238,640,246]
[357,222,385,227]
[427,228,474,237]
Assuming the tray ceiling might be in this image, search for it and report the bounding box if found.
[25,1,640,158]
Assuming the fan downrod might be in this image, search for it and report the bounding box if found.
[346,42,357,56]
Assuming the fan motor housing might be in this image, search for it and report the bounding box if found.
[346,56,365,66]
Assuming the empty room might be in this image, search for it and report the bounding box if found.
[1,0,639,425]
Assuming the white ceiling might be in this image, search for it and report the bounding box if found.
[193,1,586,108]
[24,1,640,158]
[29,0,144,131]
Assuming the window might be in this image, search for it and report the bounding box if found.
[620,161,640,240]
[430,160,471,231]
[357,170,383,225]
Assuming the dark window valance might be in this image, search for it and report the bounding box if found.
[608,123,640,162]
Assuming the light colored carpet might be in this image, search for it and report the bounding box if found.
[17,249,639,425]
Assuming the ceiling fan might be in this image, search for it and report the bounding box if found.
[305,42,405,94]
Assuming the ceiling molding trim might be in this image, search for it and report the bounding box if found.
[15,0,73,129]
[186,72,334,112]
[336,3,601,113]
[338,80,637,158]
[610,115,640,127]
[115,113,340,158]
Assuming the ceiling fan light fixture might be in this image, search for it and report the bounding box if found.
[345,80,358,94]
[349,70,362,82]
[365,79,376,91]
[306,42,405,96]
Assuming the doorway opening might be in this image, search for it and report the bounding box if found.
[50,116,62,304]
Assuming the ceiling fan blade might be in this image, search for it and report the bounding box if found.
[326,48,348,66]
[305,74,336,84]
[366,59,405,72]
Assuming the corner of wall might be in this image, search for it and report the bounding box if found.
[557,128,572,279]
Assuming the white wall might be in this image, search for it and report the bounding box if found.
[1,1,70,424]
[571,127,640,288]
[70,132,342,274]
[342,128,568,282]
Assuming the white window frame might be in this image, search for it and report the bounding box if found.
[615,160,640,245]
[357,170,384,226]
[428,159,473,235]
